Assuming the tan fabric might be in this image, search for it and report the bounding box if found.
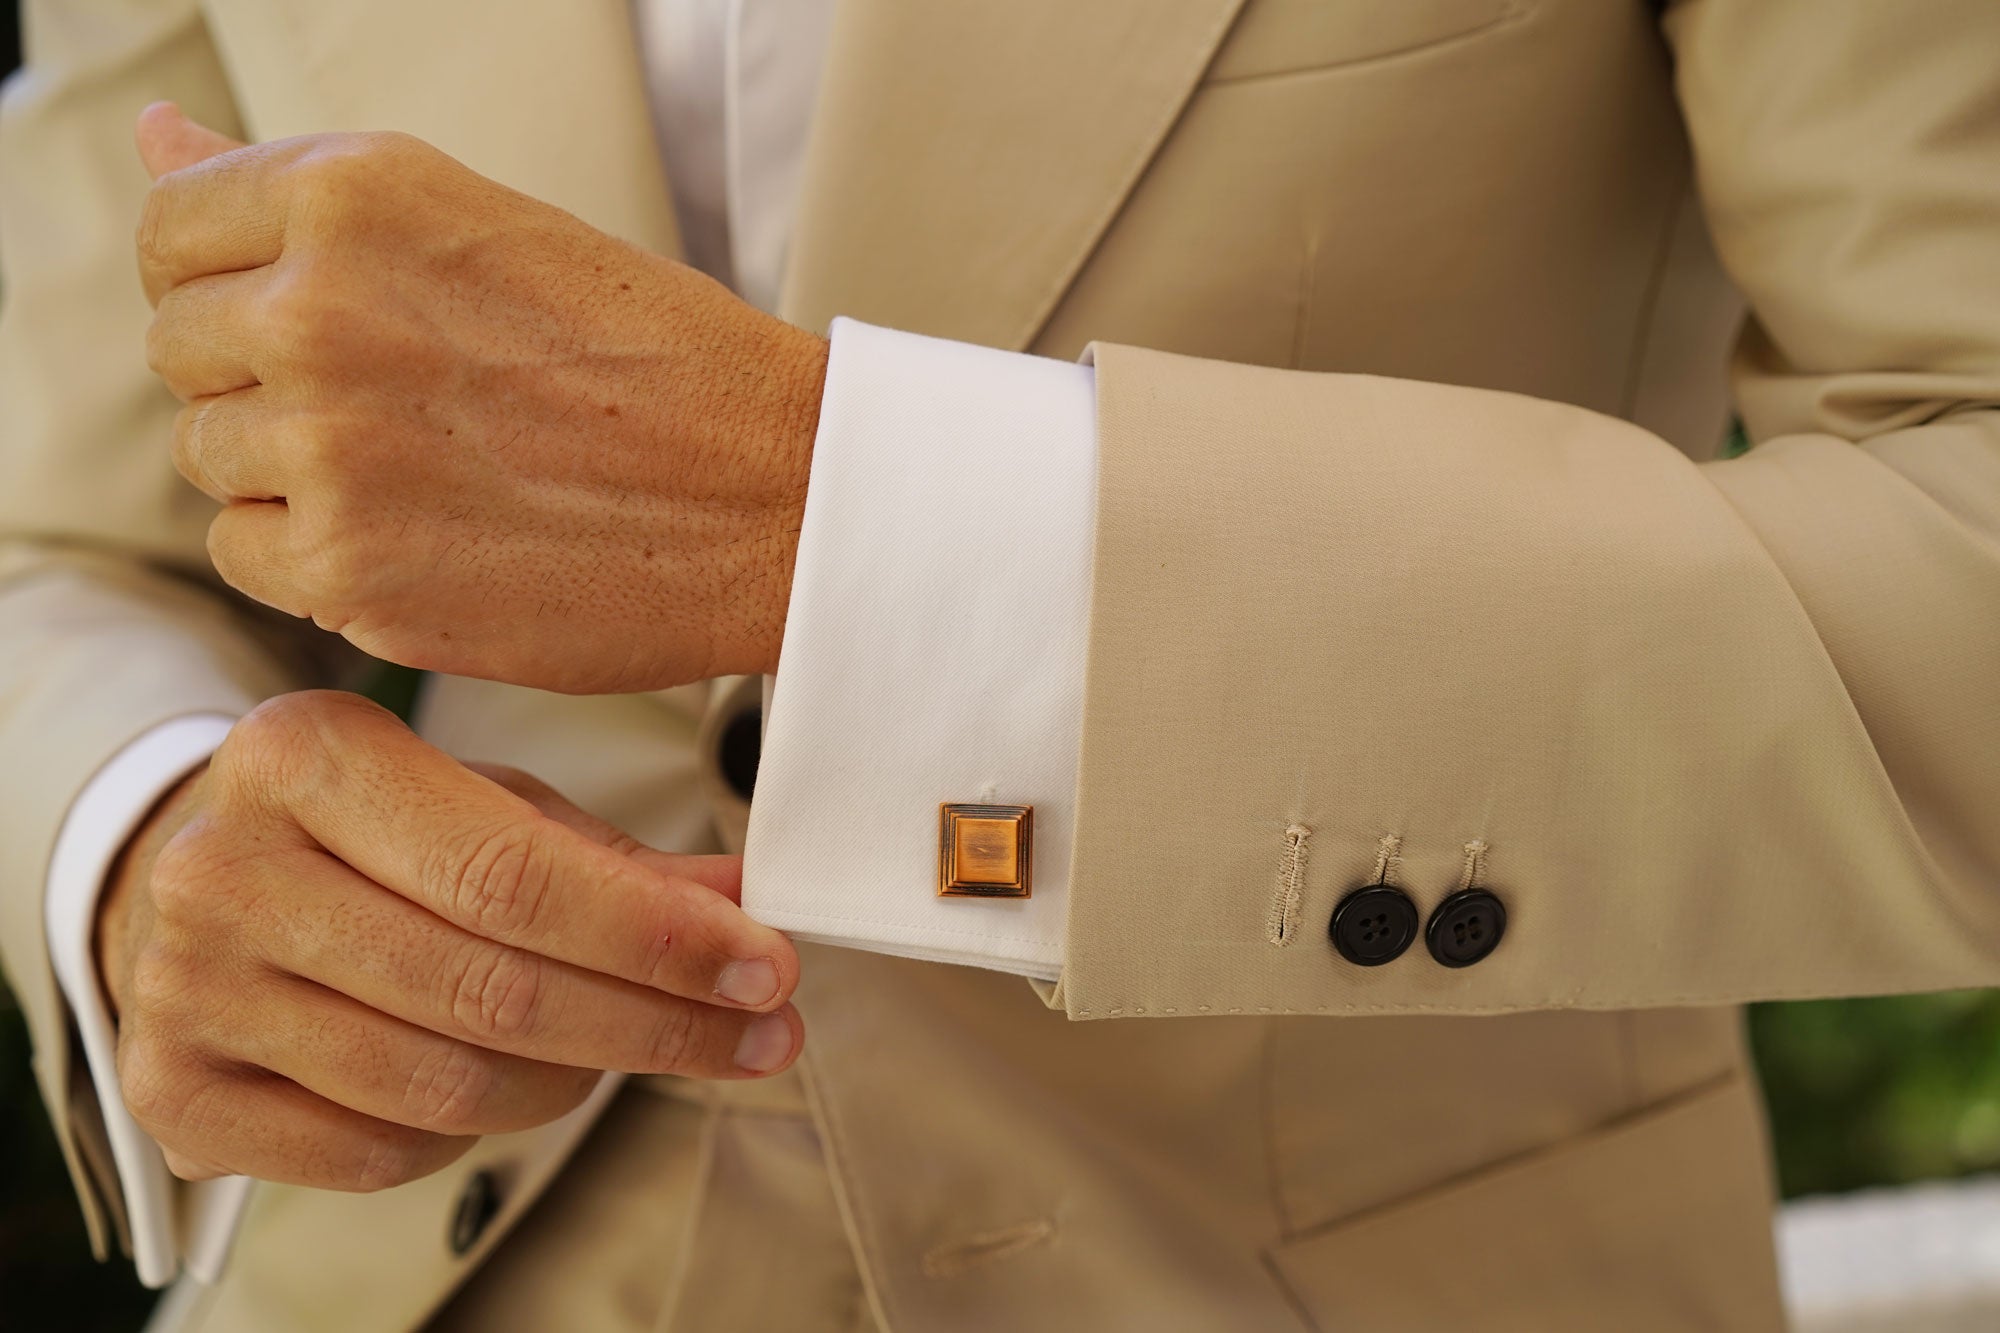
[4,0,1995,1328]
[1048,0,2000,1023]
[1264,1075,1781,1331]
[427,1080,877,1333]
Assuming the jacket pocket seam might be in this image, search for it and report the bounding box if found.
[1201,2,1533,88]
[1271,1069,1742,1250]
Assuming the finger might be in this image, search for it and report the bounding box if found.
[630,850,745,903]
[466,765,647,852]
[270,708,799,1008]
[252,847,802,1078]
[137,127,307,305]
[206,498,303,613]
[148,267,269,400]
[175,391,290,503]
[207,499,305,615]
[136,102,247,179]
[144,1063,472,1193]
[222,973,598,1135]
[468,764,746,904]
[159,1147,226,1183]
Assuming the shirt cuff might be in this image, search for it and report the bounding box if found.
[44,714,255,1288]
[741,318,1098,981]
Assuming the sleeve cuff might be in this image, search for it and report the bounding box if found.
[44,713,254,1288]
[741,318,1099,981]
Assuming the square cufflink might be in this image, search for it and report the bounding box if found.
[938,803,1033,899]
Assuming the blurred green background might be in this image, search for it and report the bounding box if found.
[8,4,2000,1329]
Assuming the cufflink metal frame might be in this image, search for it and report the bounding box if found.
[938,803,1034,899]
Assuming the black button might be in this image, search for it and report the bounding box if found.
[718,707,761,800]
[449,1169,503,1257]
[1426,889,1507,968]
[1329,885,1418,966]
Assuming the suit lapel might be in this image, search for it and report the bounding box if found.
[202,0,681,257]
[780,0,1249,349]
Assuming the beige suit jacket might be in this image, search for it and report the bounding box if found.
[3,0,1996,1328]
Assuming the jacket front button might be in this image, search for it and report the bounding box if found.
[1425,889,1508,968]
[718,706,762,800]
[449,1169,504,1257]
[1329,885,1418,965]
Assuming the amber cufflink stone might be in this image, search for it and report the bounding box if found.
[939,803,1033,899]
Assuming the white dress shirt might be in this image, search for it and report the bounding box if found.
[43,0,1096,1288]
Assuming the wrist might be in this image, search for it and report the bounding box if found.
[715,322,827,678]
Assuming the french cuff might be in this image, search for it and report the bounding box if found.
[741,318,1098,982]
[45,713,255,1288]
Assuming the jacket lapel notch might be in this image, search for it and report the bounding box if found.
[781,0,1248,350]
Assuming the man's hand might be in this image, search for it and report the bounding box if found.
[97,691,801,1191]
[134,104,826,695]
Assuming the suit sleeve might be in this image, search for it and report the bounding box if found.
[0,0,336,1255]
[1048,0,2000,1019]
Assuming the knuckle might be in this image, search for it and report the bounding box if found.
[172,1073,240,1149]
[299,526,370,606]
[203,512,266,606]
[218,703,317,798]
[265,265,348,363]
[127,943,209,1034]
[642,1003,701,1073]
[148,827,237,924]
[401,1043,494,1133]
[221,691,370,798]
[283,895,342,979]
[120,1037,231,1155]
[144,316,173,379]
[287,133,416,217]
[125,942,183,1007]
[170,401,204,479]
[115,1033,184,1133]
[134,195,172,275]
[349,1129,428,1193]
[287,412,344,482]
[147,830,206,917]
[444,825,549,941]
[289,138,372,200]
[262,261,322,322]
[358,129,422,162]
[448,944,544,1044]
[225,694,315,766]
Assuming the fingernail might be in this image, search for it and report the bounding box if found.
[716,958,779,1007]
[734,1013,793,1073]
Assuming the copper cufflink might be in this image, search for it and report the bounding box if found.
[938,803,1033,899]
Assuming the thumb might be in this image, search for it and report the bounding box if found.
[136,102,247,180]
[629,851,747,905]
